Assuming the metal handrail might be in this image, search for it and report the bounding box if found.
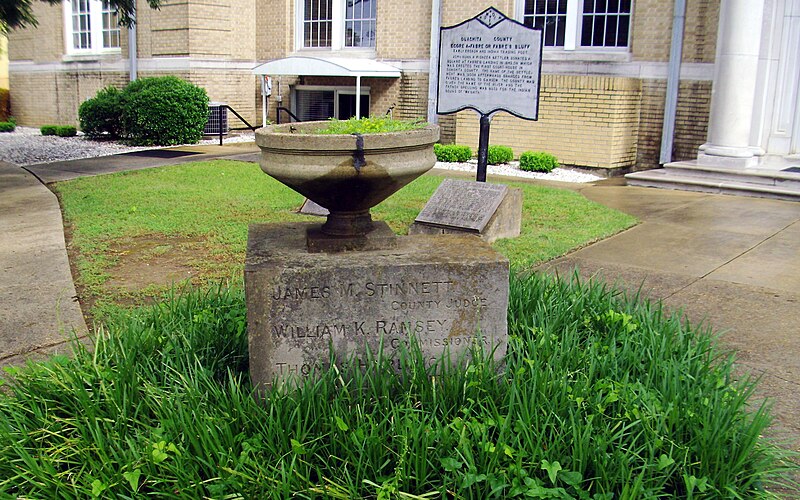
[215,105,258,146]
[276,106,301,124]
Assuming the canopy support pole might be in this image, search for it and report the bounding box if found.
[355,75,362,119]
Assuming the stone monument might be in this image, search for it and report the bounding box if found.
[246,121,510,388]
[409,178,522,242]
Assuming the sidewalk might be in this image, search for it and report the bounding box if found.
[0,161,88,365]
[538,181,800,457]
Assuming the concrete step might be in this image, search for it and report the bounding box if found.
[661,162,800,187]
[625,168,800,202]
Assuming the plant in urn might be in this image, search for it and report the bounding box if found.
[255,119,440,252]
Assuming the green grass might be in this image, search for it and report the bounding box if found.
[313,116,427,134]
[0,275,794,497]
[54,160,635,311]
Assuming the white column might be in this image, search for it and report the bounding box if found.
[701,0,765,164]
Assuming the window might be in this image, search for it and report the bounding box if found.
[345,0,377,48]
[520,0,631,50]
[64,0,120,54]
[298,0,376,50]
[293,86,370,121]
[303,0,333,48]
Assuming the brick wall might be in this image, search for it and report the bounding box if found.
[635,79,711,171]
[8,1,64,63]
[376,0,431,59]
[397,72,429,121]
[9,69,257,128]
[455,75,641,171]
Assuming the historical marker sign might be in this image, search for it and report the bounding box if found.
[437,7,543,119]
[415,179,508,232]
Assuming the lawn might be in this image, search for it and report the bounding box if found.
[54,159,636,314]
[1,159,795,497]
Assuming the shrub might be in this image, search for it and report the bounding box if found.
[487,145,513,165]
[0,121,15,133]
[56,125,78,137]
[119,76,209,146]
[79,86,123,139]
[519,151,559,173]
[0,88,9,122]
[434,143,473,162]
[40,125,59,136]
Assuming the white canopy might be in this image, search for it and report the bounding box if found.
[251,57,401,120]
[251,56,401,78]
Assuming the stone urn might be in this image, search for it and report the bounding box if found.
[255,121,440,251]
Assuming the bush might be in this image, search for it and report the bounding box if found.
[120,76,209,146]
[40,125,59,136]
[56,125,77,137]
[487,145,513,165]
[79,86,123,139]
[519,151,559,173]
[0,118,17,132]
[434,143,473,162]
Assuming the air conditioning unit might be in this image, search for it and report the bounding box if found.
[204,102,229,135]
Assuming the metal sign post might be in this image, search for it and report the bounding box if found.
[436,7,543,182]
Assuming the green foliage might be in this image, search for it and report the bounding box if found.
[41,125,78,137]
[487,145,514,165]
[314,116,426,135]
[55,125,78,137]
[119,77,209,146]
[0,121,15,133]
[40,125,58,136]
[79,86,123,139]
[519,151,559,173]
[0,275,793,497]
[434,143,473,162]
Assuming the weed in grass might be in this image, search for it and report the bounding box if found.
[0,275,795,498]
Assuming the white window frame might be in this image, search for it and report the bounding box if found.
[63,0,121,56]
[515,0,632,53]
[291,85,371,120]
[295,0,376,53]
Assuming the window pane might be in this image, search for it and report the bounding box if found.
[71,0,91,50]
[616,15,629,46]
[303,0,332,47]
[102,1,120,48]
[296,90,335,121]
[345,0,376,47]
[523,0,566,47]
[580,0,631,47]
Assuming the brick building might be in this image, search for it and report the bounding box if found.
[7,1,800,175]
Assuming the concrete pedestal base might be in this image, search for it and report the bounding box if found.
[245,223,509,389]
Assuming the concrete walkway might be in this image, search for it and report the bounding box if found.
[538,180,800,457]
[0,161,88,365]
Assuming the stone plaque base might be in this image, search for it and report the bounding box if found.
[246,222,509,388]
[409,182,522,243]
